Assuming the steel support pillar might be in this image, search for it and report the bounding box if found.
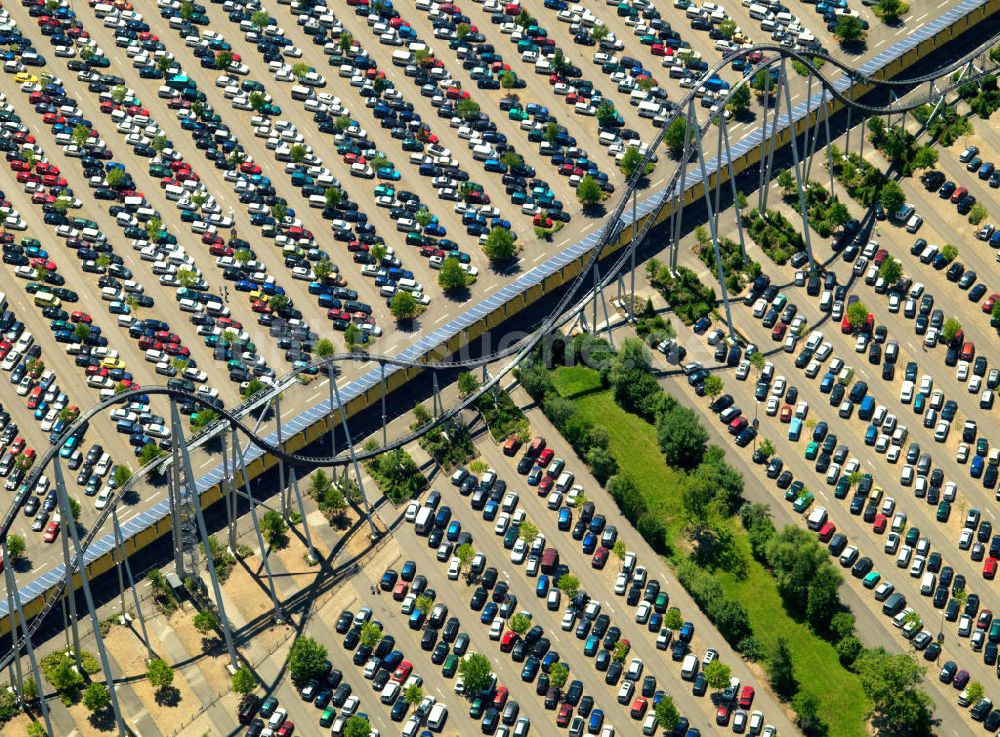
[845,79,854,156]
[432,372,441,419]
[761,67,783,215]
[328,368,338,457]
[780,59,816,270]
[5,582,23,699]
[822,91,836,196]
[167,427,187,579]
[670,112,695,274]
[53,459,127,737]
[379,363,388,447]
[803,72,816,181]
[288,467,317,563]
[113,508,154,660]
[719,115,749,261]
[169,401,239,669]
[332,378,378,540]
[274,395,289,521]
[231,427,285,624]
[757,66,773,212]
[628,187,637,322]
[689,100,734,338]
[3,544,53,736]
[56,485,82,671]
[220,431,237,553]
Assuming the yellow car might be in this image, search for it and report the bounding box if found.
[101,357,126,370]
[248,289,268,303]
[14,72,39,85]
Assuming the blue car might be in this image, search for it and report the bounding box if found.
[446,520,462,541]
[582,532,598,554]
[483,500,499,522]
[536,575,549,597]
[819,373,835,393]
[584,636,600,657]
[864,425,877,446]
[541,651,560,672]
[693,317,711,334]
[914,393,926,413]
[527,467,543,485]
[521,656,539,682]
[401,560,416,581]
[481,602,498,624]
[972,455,985,478]
[589,709,605,733]
[558,508,572,531]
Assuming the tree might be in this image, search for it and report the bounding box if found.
[942,317,962,343]
[768,637,797,698]
[655,695,680,731]
[315,338,335,359]
[360,621,383,649]
[969,203,988,225]
[591,23,610,41]
[193,609,219,633]
[345,323,363,351]
[792,691,825,735]
[664,608,683,630]
[271,201,288,223]
[778,168,796,196]
[597,100,618,128]
[703,375,723,399]
[875,0,908,23]
[457,98,480,121]
[576,175,602,206]
[415,595,433,615]
[157,55,173,74]
[665,117,688,156]
[807,563,843,632]
[344,715,372,737]
[704,660,732,690]
[727,83,751,115]
[72,123,90,148]
[179,0,194,20]
[518,519,538,543]
[455,544,474,574]
[620,146,646,178]
[292,62,311,80]
[758,439,776,459]
[140,443,166,466]
[27,722,45,737]
[855,648,933,736]
[249,91,267,113]
[612,640,629,662]
[939,244,958,264]
[289,636,328,685]
[290,144,307,164]
[509,613,531,635]
[455,373,482,401]
[438,258,470,292]
[657,405,709,469]
[391,291,419,321]
[834,15,867,45]
[269,294,290,316]
[483,227,516,264]
[251,9,270,32]
[231,665,257,695]
[260,510,288,549]
[549,662,569,688]
[613,539,627,563]
[403,683,424,705]
[836,636,864,668]
[556,573,580,599]
[500,71,518,89]
[147,658,174,691]
[846,301,869,331]
[967,680,985,704]
[83,683,110,713]
[6,533,25,560]
[216,50,234,70]
[878,257,903,285]
[68,497,82,522]
[879,180,905,214]
[458,653,493,695]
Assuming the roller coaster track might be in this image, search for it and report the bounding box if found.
[1,36,999,674]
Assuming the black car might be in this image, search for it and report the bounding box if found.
[692,672,708,696]
[470,587,488,611]
[335,610,354,634]
[565,680,583,706]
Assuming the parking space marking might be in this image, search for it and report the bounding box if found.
[434,314,450,324]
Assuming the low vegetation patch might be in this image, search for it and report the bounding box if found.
[646,261,716,324]
[746,209,805,264]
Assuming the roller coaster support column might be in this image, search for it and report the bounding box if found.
[380,362,388,448]
[5,580,23,699]
[221,431,238,554]
[169,401,239,669]
[822,90,836,197]
[53,458,128,737]
[629,186,637,321]
[761,66,783,216]
[231,426,285,624]
[719,114,749,262]
[432,372,442,419]
[3,541,53,736]
[757,67,773,212]
[845,79,854,159]
[56,472,82,671]
[333,378,378,541]
[780,58,816,270]
[689,99,735,339]
[670,106,695,275]
[275,395,290,521]
[113,508,154,661]
[287,467,317,564]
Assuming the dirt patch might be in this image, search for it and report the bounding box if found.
[167,609,232,696]
[1,713,38,737]
[222,560,292,655]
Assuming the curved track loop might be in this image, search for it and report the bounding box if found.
[1,37,999,673]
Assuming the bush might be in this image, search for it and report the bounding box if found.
[646,262,716,325]
[827,146,888,206]
[676,559,755,653]
[364,446,428,503]
[477,389,529,442]
[693,226,759,293]
[746,209,805,264]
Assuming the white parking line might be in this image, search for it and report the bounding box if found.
[582,223,595,232]
[434,314,449,324]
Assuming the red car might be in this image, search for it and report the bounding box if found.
[984,558,997,580]
[630,697,648,720]
[556,703,573,727]
[392,581,409,601]
[276,721,294,737]
[818,522,837,543]
[537,476,554,495]
[739,685,755,708]
[537,448,554,466]
[771,322,787,341]
[492,687,508,709]
[716,704,731,726]
[961,342,976,361]
[592,546,609,569]
[728,417,749,435]
[42,520,60,543]
[982,294,1000,313]
[391,661,412,683]
[500,631,518,653]
[873,514,887,534]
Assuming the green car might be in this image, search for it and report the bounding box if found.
[503,525,519,549]
[443,653,459,678]
[863,571,881,589]
[470,696,485,719]
[654,592,669,614]
[792,492,814,513]
[905,527,920,547]
[978,438,990,456]
[259,695,278,719]
[785,480,804,502]
[937,501,951,522]
[834,478,851,499]
[805,441,819,460]
[320,707,337,728]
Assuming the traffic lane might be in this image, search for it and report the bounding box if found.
[109,4,406,331]
[735,298,996,618]
[38,0,351,336]
[382,0,626,198]
[467,442,732,735]
[654,362,981,732]
[184,2,459,312]
[257,0,516,283]
[470,415,800,735]
[378,528,577,737]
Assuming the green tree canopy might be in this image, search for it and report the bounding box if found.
[458,652,494,694]
[483,227,517,264]
[289,636,329,685]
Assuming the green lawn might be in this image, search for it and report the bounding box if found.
[550,365,870,737]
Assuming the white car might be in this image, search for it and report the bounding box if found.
[494,513,510,535]
[957,361,970,381]
[566,485,584,507]
[635,602,651,624]
[765,397,779,416]
[959,528,974,550]
[561,608,576,631]
[511,538,527,564]
[615,572,628,595]
[405,501,419,523]
[448,557,461,580]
